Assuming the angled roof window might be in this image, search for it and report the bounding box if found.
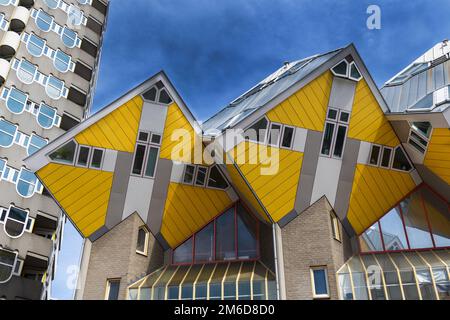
[388,63,429,85]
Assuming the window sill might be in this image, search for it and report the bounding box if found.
[135,250,148,257]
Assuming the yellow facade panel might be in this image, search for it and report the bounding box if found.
[424,128,450,184]
[161,183,233,248]
[348,80,399,147]
[75,96,143,153]
[37,163,114,237]
[266,71,333,131]
[348,164,416,235]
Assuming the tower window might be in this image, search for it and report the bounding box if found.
[310,267,330,299]
[136,227,149,256]
[369,145,381,166]
[105,279,120,300]
[131,131,161,178]
[320,109,350,158]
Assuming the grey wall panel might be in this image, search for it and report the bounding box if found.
[105,152,134,229]
[294,130,322,214]
[328,77,357,111]
[390,120,411,143]
[147,159,173,235]
[415,164,450,201]
[334,139,360,227]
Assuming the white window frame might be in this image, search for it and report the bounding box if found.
[75,145,91,168]
[89,147,105,170]
[3,205,30,239]
[0,119,18,148]
[267,122,282,147]
[194,166,208,187]
[280,125,295,150]
[320,108,350,159]
[331,59,362,82]
[47,139,78,166]
[368,144,382,167]
[244,116,269,145]
[380,146,394,169]
[331,60,349,78]
[310,267,330,299]
[348,61,363,81]
[390,145,413,173]
[136,226,149,256]
[105,278,121,300]
[131,131,161,179]
[0,248,17,284]
[206,165,229,190]
[182,164,196,185]
[6,87,28,115]
[407,122,432,155]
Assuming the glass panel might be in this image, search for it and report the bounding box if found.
[281,126,294,148]
[68,5,83,26]
[338,273,353,300]
[43,0,59,9]
[411,122,432,139]
[348,258,368,300]
[216,208,236,261]
[17,60,37,84]
[77,146,90,166]
[38,104,56,129]
[54,50,71,73]
[375,254,403,300]
[209,283,221,300]
[238,281,251,300]
[36,10,53,32]
[432,268,450,300]
[360,223,384,252]
[350,63,361,80]
[167,286,179,300]
[416,268,437,300]
[321,122,335,156]
[144,147,158,177]
[143,87,157,101]
[0,120,17,147]
[332,61,347,76]
[140,288,151,300]
[158,89,172,104]
[194,283,207,300]
[419,187,450,248]
[410,94,433,110]
[312,269,329,296]
[49,141,76,164]
[194,223,213,263]
[61,27,77,48]
[381,148,392,168]
[151,134,161,144]
[183,165,195,184]
[153,286,165,300]
[173,237,193,264]
[392,147,412,171]
[390,253,420,300]
[8,207,27,223]
[207,166,228,189]
[132,145,146,175]
[46,76,64,100]
[237,204,257,259]
[91,149,103,169]
[360,254,386,300]
[28,135,47,156]
[252,281,265,300]
[267,280,277,300]
[195,167,207,186]
[379,208,409,251]
[369,145,381,165]
[333,125,347,158]
[138,132,149,142]
[223,282,236,300]
[327,109,338,120]
[245,118,268,143]
[400,192,434,249]
[26,33,45,56]
[181,285,193,300]
[128,288,138,300]
[17,169,36,198]
[136,228,146,253]
[107,280,120,300]
[7,88,27,114]
[267,123,281,146]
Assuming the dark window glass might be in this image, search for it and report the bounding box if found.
[223,282,236,300]
[60,113,80,131]
[167,286,179,300]
[392,147,412,171]
[194,223,213,262]
[74,62,92,81]
[49,140,76,164]
[209,283,221,300]
[381,148,392,168]
[369,145,381,165]
[77,146,90,166]
[267,123,281,146]
[195,283,207,300]
[132,145,146,175]
[238,281,251,300]
[143,87,157,101]
[340,111,350,123]
[183,165,195,184]
[333,125,347,158]
[91,149,103,169]
[158,89,173,104]
[207,166,228,189]
[67,86,87,107]
[332,61,347,76]
[181,285,193,300]
[195,167,207,186]
[173,237,193,264]
[350,64,361,79]
[136,228,147,253]
[216,208,236,261]
[153,286,165,300]
[151,134,162,145]
[321,122,335,156]
[252,281,265,300]
[327,109,338,120]
[107,280,120,300]
[312,269,328,296]
[144,147,159,177]
[245,118,268,143]
[411,122,432,138]
[237,204,257,259]
[281,126,294,148]
[138,132,149,142]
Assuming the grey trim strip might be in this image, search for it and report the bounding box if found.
[277,209,298,228]
[294,130,322,213]
[88,225,109,242]
[105,152,134,229]
[147,158,173,235]
[334,138,360,222]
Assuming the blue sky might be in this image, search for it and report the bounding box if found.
[51,0,450,299]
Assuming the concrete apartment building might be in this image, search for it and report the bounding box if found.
[0,0,108,300]
[25,39,450,300]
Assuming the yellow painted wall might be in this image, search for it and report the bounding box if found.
[424,128,450,184]
[348,80,399,147]
[347,164,416,235]
[231,141,303,223]
[160,183,233,248]
[160,103,203,164]
[75,96,143,153]
[266,71,333,131]
[37,163,113,237]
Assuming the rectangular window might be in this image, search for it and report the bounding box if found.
[136,227,148,255]
[90,148,104,169]
[195,166,208,186]
[183,165,196,184]
[132,144,146,175]
[321,109,350,158]
[132,132,161,178]
[321,122,335,156]
[144,147,159,178]
[332,125,347,158]
[138,131,149,142]
[281,126,294,149]
[268,123,281,146]
[369,145,381,166]
[311,267,330,299]
[381,147,392,168]
[330,213,341,241]
[76,146,90,167]
[105,279,121,300]
[151,133,162,145]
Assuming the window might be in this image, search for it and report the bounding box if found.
[68,4,84,26]
[331,59,362,81]
[26,33,46,57]
[0,13,7,31]
[369,145,381,166]
[330,213,341,241]
[173,237,193,264]
[268,123,281,146]
[61,27,78,48]
[6,87,28,114]
[194,223,214,262]
[35,10,53,32]
[136,227,149,256]
[105,279,120,300]
[380,147,392,168]
[408,122,432,154]
[311,267,330,299]
[236,203,258,259]
[4,206,29,238]
[37,104,58,129]
[142,84,173,105]
[332,60,348,77]
[207,166,229,189]
[131,131,161,178]
[90,148,104,169]
[183,165,195,184]
[45,75,65,100]
[158,89,172,104]
[349,62,362,81]
[0,119,17,148]
[49,140,77,164]
[53,50,72,73]
[392,146,412,172]
[281,126,294,148]
[389,63,429,85]
[16,168,38,198]
[27,134,48,156]
[43,0,59,9]
[320,109,350,158]
[216,208,236,261]
[16,59,37,84]
[76,146,90,167]
[244,117,268,144]
[0,248,17,284]
[194,166,207,186]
